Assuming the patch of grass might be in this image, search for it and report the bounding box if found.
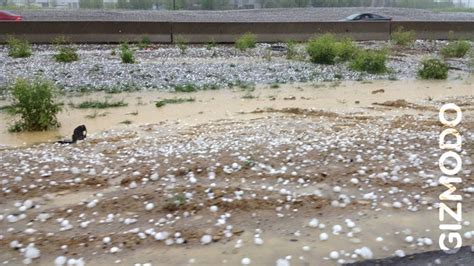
[53,37,79,63]
[138,36,151,49]
[306,34,338,64]
[349,50,388,74]
[7,79,61,132]
[120,43,135,64]
[235,32,257,51]
[418,58,449,80]
[270,83,280,89]
[206,40,216,50]
[155,98,195,108]
[440,41,471,58]
[7,36,32,58]
[335,38,359,61]
[73,100,128,109]
[164,194,187,211]
[391,27,416,46]
[174,83,198,93]
[175,36,188,55]
[286,40,297,60]
[119,120,132,125]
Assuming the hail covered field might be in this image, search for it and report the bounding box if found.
[0,39,473,266]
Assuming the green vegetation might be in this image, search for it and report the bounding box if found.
[418,58,449,80]
[286,40,297,59]
[155,97,195,107]
[72,100,128,109]
[164,194,187,211]
[53,37,79,63]
[432,7,474,13]
[138,36,151,49]
[119,120,133,125]
[349,49,388,74]
[7,79,61,132]
[241,92,256,99]
[391,27,416,46]
[120,43,135,63]
[235,33,257,51]
[270,83,280,89]
[7,37,32,58]
[174,83,198,93]
[440,41,471,58]
[206,40,217,50]
[175,36,188,54]
[307,34,359,64]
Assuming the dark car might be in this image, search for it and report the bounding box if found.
[0,11,23,21]
[342,13,392,21]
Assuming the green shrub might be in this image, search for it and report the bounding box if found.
[286,40,297,59]
[391,27,416,46]
[418,58,449,80]
[335,38,359,61]
[8,79,61,132]
[7,37,32,58]
[120,43,135,63]
[235,33,257,51]
[306,34,338,64]
[174,83,198,93]
[440,41,471,58]
[175,36,188,54]
[72,100,128,109]
[138,36,151,49]
[349,50,388,74]
[54,47,79,63]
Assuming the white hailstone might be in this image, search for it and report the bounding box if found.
[356,247,373,259]
[24,228,36,235]
[464,232,472,239]
[80,221,90,228]
[7,215,18,223]
[86,200,98,208]
[103,237,111,244]
[405,236,414,243]
[129,181,137,189]
[276,258,290,266]
[71,167,80,175]
[54,256,67,266]
[308,218,319,228]
[333,186,342,193]
[241,258,251,265]
[392,202,402,208]
[350,178,359,184]
[74,178,82,184]
[145,203,155,211]
[210,206,219,212]
[150,173,159,181]
[208,172,216,180]
[394,250,405,257]
[10,240,20,249]
[155,232,169,241]
[254,238,264,245]
[329,251,339,259]
[67,258,77,265]
[302,246,311,251]
[23,200,33,209]
[165,239,174,245]
[332,225,342,235]
[189,177,197,183]
[319,233,329,241]
[423,238,433,246]
[201,235,212,245]
[24,244,40,259]
[345,219,355,228]
[110,247,119,254]
[376,237,384,242]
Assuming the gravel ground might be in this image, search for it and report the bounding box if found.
[12,7,474,22]
[0,40,471,93]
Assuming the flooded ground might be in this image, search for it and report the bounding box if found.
[1,78,473,147]
[0,78,473,265]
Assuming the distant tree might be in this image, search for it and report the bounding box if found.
[79,0,104,8]
[129,0,154,9]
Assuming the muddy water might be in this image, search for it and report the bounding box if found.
[0,78,472,147]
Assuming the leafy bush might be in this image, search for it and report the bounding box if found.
[441,41,471,58]
[306,34,338,64]
[120,43,135,63]
[8,79,61,132]
[175,36,188,54]
[349,50,388,74]
[286,40,297,59]
[418,58,449,80]
[235,33,257,51]
[7,37,32,58]
[53,37,79,63]
[335,38,359,61]
[138,36,151,49]
[391,27,416,46]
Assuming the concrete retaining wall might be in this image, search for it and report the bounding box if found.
[0,21,472,43]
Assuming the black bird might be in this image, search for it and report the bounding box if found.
[57,125,87,144]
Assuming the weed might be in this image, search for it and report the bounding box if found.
[120,43,135,64]
[138,36,151,49]
[286,40,298,60]
[175,36,188,54]
[391,27,416,46]
[174,83,198,93]
[155,97,195,108]
[53,37,79,63]
[242,92,255,99]
[349,50,388,74]
[164,194,187,211]
[119,120,132,125]
[270,83,280,89]
[235,33,257,51]
[206,40,216,50]
[7,79,61,132]
[72,100,128,109]
[7,36,32,58]
[441,41,471,58]
[335,38,359,61]
[418,58,449,80]
[306,34,338,64]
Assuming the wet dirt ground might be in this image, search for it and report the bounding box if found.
[0,78,473,265]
